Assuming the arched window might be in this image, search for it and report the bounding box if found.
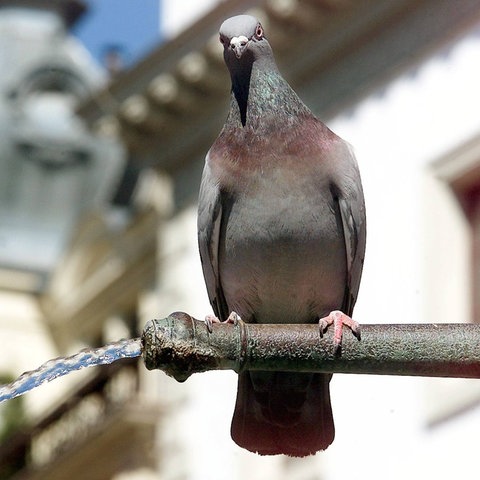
[10,65,89,101]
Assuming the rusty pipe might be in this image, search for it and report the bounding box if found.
[141,312,480,381]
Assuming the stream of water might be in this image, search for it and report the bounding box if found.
[0,338,142,403]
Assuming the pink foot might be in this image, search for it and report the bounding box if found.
[205,311,241,332]
[318,310,361,352]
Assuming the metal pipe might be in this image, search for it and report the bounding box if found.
[141,312,480,381]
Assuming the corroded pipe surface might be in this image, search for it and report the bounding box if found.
[142,312,480,381]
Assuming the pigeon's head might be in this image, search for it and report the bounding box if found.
[219,15,268,62]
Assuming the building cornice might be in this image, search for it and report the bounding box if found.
[78,0,480,172]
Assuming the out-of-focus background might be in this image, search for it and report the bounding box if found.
[1,0,480,478]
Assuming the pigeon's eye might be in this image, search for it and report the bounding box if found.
[254,24,264,40]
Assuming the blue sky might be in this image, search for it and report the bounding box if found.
[72,0,162,67]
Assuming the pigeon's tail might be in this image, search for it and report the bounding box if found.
[231,371,334,456]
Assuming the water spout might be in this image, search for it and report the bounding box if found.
[3,311,480,404]
[0,338,142,403]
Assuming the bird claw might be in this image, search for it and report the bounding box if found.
[205,311,242,333]
[318,310,361,353]
[204,314,218,333]
[226,311,241,325]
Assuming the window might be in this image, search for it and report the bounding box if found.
[424,132,480,426]
[10,65,89,102]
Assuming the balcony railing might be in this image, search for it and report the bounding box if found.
[0,357,157,480]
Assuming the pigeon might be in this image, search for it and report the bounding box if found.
[197,14,366,456]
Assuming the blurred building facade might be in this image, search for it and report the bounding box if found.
[2,0,480,479]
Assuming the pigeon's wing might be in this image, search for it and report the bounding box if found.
[330,143,366,316]
[197,152,229,320]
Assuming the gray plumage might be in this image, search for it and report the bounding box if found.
[198,14,366,456]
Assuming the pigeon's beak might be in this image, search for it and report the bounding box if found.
[230,35,249,59]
